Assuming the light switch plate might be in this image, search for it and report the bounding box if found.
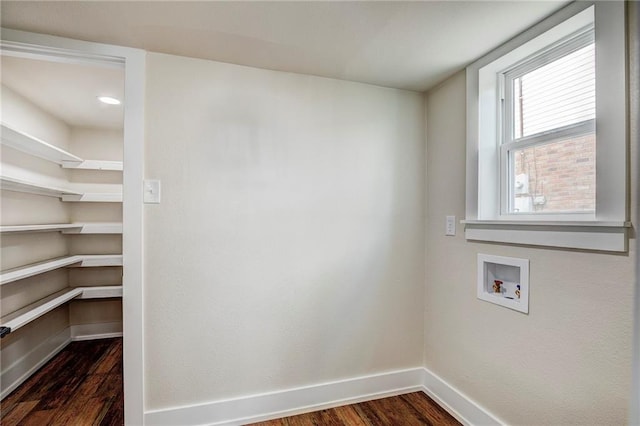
[143,179,161,204]
[446,215,456,236]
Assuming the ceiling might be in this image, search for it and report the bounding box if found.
[1,55,124,129]
[0,1,569,92]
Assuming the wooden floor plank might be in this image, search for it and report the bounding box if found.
[19,408,57,426]
[351,400,384,425]
[401,392,460,426]
[0,338,123,426]
[0,401,39,425]
[247,392,461,426]
[50,395,105,425]
[332,405,368,426]
[96,396,122,426]
[2,338,458,426]
[92,339,122,375]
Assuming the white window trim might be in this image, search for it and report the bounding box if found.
[501,28,595,217]
[465,1,630,252]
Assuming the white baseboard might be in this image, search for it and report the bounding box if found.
[145,367,503,426]
[1,333,503,426]
[145,367,426,426]
[0,327,71,400]
[70,321,122,341]
[421,367,503,425]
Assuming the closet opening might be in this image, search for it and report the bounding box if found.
[0,31,145,424]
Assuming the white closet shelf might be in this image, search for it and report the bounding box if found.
[0,224,81,233]
[0,288,83,336]
[75,285,123,299]
[1,256,82,285]
[61,160,123,171]
[0,285,123,338]
[1,123,82,164]
[1,123,123,171]
[62,222,123,234]
[0,222,122,234]
[0,176,82,198]
[1,176,122,202]
[0,254,123,285]
[67,254,123,268]
[61,193,122,203]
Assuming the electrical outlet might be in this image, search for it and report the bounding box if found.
[446,215,456,236]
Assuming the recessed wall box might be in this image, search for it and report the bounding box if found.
[477,254,529,313]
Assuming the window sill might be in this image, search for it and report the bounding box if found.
[462,220,631,252]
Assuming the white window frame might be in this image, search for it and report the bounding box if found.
[501,28,595,218]
[464,1,630,252]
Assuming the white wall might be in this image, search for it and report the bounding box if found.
[1,85,70,150]
[0,85,71,192]
[144,53,426,410]
[424,63,637,423]
[67,127,123,339]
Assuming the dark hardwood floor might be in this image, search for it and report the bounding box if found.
[248,392,461,426]
[0,337,123,426]
[1,338,458,426]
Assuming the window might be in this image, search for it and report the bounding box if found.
[465,2,629,251]
[504,29,595,216]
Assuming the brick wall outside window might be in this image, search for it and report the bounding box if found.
[514,133,596,213]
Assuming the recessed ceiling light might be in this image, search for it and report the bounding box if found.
[98,96,121,105]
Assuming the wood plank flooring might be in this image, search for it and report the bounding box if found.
[248,392,461,426]
[0,337,123,426]
[1,338,458,426]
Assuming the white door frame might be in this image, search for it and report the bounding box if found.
[630,3,640,425]
[1,28,146,425]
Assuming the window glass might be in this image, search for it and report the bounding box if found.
[510,133,595,213]
[504,32,596,215]
[513,42,595,139]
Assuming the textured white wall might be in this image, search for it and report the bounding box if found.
[0,85,71,193]
[1,85,70,150]
[66,127,123,339]
[424,68,636,424]
[144,53,425,410]
[68,127,123,161]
